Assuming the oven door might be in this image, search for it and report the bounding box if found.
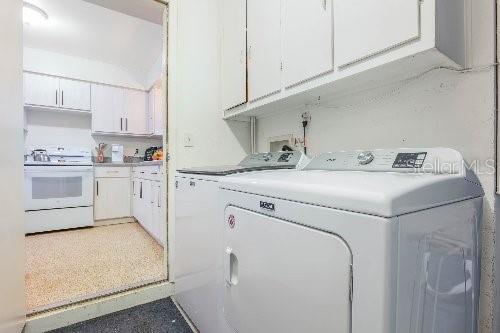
[24,165,93,211]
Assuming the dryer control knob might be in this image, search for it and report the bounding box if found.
[357,151,374,165]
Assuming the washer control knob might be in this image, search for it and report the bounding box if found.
[357,151,375,165]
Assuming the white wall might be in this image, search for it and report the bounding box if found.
[24,111,162,158]
[256,0,497,331]
[0,1,26,332]
[168,0,250,170]
[24,47,148,90]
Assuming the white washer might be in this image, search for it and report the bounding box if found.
[220,148,483,333]
[173,151,309,333]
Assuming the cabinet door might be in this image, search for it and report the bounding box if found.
[94,178,131,220]
[91,84,124,133]
[283,0,333,87]
[139,179,153,233]
[247,0,281,101]
[153,87,163,136]
[110,178,131,218]
[221,0,247,110]
[151,181,161,241]
[24,73,60,108]
[132,178,140,219]
[334,0,420,67]
[148,89,155,135]
[59,78,91,111]
[124,89,148,135]
[94,178,108,221]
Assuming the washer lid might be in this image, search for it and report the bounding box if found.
[221,148,484,217]
[177,151,308,176]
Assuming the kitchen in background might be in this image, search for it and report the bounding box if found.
[22,0,167,314]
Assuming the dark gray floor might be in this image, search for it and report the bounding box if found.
[49,298,193,333]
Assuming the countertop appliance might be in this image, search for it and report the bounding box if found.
[111,144,124,163]
[173,151,310,333]
[219,148,483,333]
[24,146,94,234]
[144,147,159,161]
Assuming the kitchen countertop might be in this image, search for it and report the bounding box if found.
[94,161,163,167]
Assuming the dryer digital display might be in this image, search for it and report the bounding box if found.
[392,152,427,168]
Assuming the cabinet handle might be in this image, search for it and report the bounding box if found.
[120,118,123,131]
[96,181,99,196]
[132,181,135,196]
[158,185,161,208]
[126,118,128,131]
[62,90,64,106]
[56,90,58,105]
[140,182,143,199]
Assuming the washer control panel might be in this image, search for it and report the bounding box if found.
[392,152,427,169]
[357,151,375,165]
[304,148,463,174]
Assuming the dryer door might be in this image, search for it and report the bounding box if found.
[223,206,352,333]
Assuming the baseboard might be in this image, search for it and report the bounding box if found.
[24,281,174,333]
[93,217,135,227]
[172,298,198,333]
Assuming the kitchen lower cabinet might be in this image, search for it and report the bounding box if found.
[132,166,165,245]
[94,174,131,221]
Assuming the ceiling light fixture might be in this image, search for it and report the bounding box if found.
[23,2,48,26]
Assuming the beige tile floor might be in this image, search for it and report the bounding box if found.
[25,223,166,313]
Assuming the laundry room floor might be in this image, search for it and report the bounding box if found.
[25,223,166,313]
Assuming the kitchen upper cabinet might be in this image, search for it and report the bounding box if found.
[94,176,131,221]
[221,0,247,110]
[333,0,420,67]
[124,89,148,135]
[24,73,60,108]
[91,84,149,136]
[24,73,91,111]
[148,86,164,136]
[91,84,124,133]
[59,78,91,110]
[247,0,282,101]
[283,0,334,87]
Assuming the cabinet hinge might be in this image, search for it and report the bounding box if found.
[280,62,284,71]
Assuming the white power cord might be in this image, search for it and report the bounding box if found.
[314,63,498,111]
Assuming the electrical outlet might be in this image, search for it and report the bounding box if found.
[184,133,194,147]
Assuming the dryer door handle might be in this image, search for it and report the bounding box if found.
[225,247,239,286]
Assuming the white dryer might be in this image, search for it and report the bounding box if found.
[220,148,483,333]
[173,151,309,333]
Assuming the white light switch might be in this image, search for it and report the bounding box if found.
[184,133,194,147]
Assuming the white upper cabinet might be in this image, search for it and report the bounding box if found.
[283,0,334,87]
[153,87,163,136]
[24,73,60,108]
[91,84,123,133]
[148,86,164,136]
[91,84,149,136]
[221,0,247,110]
[124,89,148,135]
[247,0,282,101]
[59,78,91,111]
[223,0,468,119]
[333,0,420,67]
[24,73,91,111]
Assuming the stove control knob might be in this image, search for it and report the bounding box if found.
[357,151,374,165]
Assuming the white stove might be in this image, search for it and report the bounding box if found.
[24,146,94,234]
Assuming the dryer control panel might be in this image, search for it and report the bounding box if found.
[304,148,463,174]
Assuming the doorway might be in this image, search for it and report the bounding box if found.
[22,0,170,314]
